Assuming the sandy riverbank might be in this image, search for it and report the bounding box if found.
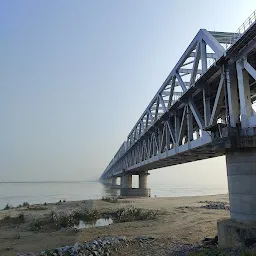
[0,194,230,255]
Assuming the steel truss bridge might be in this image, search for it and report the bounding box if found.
[100,11,256,180]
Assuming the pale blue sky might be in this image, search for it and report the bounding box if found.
[1,1,255,181]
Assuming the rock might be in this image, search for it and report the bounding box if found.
[74,242,80,248]
[200,201,230,210]
[19,236,127,256]
[202,235,218,245]
[136,235,155,242]
[117,236,126,241]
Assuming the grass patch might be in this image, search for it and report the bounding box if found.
[110,206,157,223]
[52,208,100,228]
[30,215,50,231]
[0,214,24,225]
[0,215,11,224]
[30,208,100,230]
[26,205,47,211]
[102,197,118,203]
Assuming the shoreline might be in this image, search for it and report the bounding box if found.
[0,194,230,255]
[0,192,229,210]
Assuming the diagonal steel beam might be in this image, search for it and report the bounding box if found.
[190,42,201,86]
[178,106,187,144]
[200,40,207,74]
[159,94,167,113]
[245,61,256,80]
[166,119,176,143]
[209,73,225,125]
[188,99,204,129]
[176,72,188,92]
[168,77,176,108]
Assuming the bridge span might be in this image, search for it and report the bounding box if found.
[100,11,256,247]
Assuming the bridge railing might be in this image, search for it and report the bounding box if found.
[236,10,256,37]
[224,10,256,47]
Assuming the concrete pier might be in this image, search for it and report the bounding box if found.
[139,172,148,189]
[120,172,151,197]
[218,148,256,247]
[111,177,121,189]
[121,174,132,188]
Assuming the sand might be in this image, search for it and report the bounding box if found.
[0,194,230,256]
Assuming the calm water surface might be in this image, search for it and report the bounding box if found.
[0,175,228,209]
[74,218,113,229]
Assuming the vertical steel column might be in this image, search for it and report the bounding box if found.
[175,112,181,152]
[166,121,171,151]
[226,61,240,128]
[236,58,252,129]
[187,106,193,146]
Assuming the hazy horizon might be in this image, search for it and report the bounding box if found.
[1,0,255,182]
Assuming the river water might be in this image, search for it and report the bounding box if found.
[0,162,228,209]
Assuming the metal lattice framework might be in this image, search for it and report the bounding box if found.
[100,11,256,180]
[126,29,231,149]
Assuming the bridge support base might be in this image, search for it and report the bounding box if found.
[218,219,256,248]
[111,185,121,189]
[218,148,256,248]
[120,172,151,197]
[120,188,151,197]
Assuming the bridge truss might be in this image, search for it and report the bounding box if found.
[101,11,256,179]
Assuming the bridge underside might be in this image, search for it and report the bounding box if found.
[115,134,256,175]
[120,143,222,174]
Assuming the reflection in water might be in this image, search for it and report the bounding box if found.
[74,218,113,229]
[102,184,120,198]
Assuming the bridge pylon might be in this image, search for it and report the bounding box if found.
[120,172,151,197]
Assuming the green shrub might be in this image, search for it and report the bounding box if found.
[22,202,30,208]
[51,208,100,228]
[0,214,24,225]
[18,213,25,223]
[111,206,157,223]
[0,215,11,224]
[30,215,51,230]
[3,203,12,210]
[102,197,118,203]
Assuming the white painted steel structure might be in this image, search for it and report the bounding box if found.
[100,11,256,180]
